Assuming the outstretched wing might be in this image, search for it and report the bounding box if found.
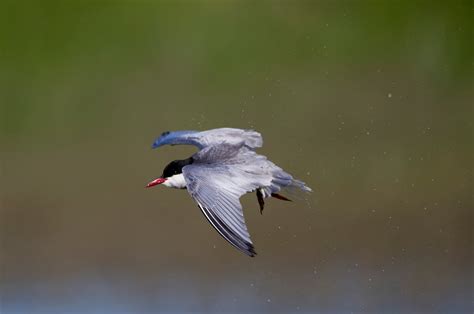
[182,145,273,256]
[182,164,258,256]
[152,128,263,150]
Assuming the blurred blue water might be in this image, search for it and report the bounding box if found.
[2,269,471,314]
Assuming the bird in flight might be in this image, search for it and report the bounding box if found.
[146,128,311,257]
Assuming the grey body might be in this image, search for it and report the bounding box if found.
[152,128,311,257]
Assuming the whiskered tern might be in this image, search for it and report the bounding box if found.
[146,128,311,257]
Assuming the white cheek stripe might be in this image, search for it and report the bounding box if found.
[163,173,187,189]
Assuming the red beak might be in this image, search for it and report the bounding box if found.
[146,177,166,188]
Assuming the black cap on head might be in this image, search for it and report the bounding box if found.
[162,157,193,178]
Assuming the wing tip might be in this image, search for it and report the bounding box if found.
[246,246,257,257]
[197,203,258,258]
[242,241,257,257]
[151,130,199,149]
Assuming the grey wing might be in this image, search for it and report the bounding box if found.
[152,128,263,150]
[182,163,263,257]
[183,144,311,256]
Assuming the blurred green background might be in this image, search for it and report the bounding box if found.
[1,1,472,313]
